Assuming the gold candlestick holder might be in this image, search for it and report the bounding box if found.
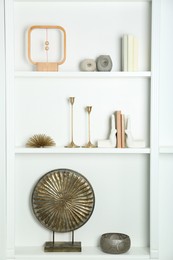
[83,106,96,148]
[65,97,79,148]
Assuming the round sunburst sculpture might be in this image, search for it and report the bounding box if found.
[26,134,56,148]
[32,169,95,232]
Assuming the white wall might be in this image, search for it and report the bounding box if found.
[159,0,173,259]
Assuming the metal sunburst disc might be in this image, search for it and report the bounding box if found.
[32,169,95,232]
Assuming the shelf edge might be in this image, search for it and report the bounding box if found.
[159,146,173,154]
[14,71,152,78]
[15,246,150,259]
[15,147,151,154]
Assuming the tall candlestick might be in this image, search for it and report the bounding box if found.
[83,106,96,148]
[65,97,79,148]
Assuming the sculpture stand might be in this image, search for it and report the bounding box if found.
[44,231,81,252]
[36,62,59,72]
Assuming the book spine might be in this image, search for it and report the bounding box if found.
[121,114,125,148]
[133,36,138,71]
[122,35,128,71]
[128,35,134,71]
[116,111,122,148]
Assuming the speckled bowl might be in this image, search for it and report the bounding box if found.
[100,233,131,254]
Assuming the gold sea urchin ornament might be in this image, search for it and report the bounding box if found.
[26,134,56,148]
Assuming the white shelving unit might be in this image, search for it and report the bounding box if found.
[0,1,7,260]
[3,0,160,259]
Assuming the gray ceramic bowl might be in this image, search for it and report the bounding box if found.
[100,233,131,254]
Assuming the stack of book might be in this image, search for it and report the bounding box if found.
[122,34,138,71]
[115,111,125,148]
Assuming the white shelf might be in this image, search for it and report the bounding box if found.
[15,0,152,3]
[159,146,173,154]
[14,71,151,79]
[15,147,150,154]
[15,246,150,259]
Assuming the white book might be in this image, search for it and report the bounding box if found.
[128,35,134,71]
[122,35,128,71]
[133,36,138,71]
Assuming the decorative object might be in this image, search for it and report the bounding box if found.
[65,97,80,148]
[97,114,117,147]
[80,59,96,72]
[83,106,96,148]
[28,25,66,71]
[125,116,145,148]
[26,134,56,148]
[32,168,95,252]
[100,233,131,254]
[96,55,112,71]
